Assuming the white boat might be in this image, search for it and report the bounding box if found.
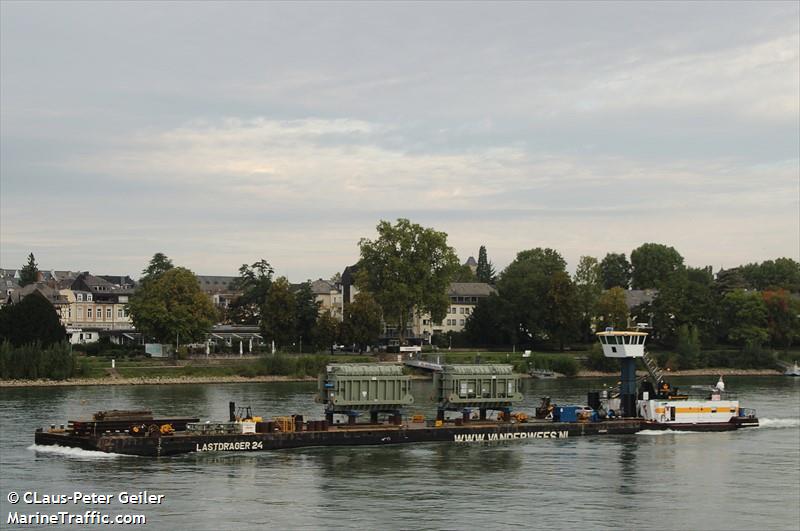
[785,362,800,377]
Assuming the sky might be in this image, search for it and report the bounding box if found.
[1,1,798,281]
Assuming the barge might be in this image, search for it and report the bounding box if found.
[34,330,759,457]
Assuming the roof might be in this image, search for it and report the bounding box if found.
[442,364,515,375]
[71,272,115,293]
[310,279,337,295]
[326,364,405,376]
[596,331,648,336]
[196,275,238,293]
[6,282,68,305]
[448,282,497,297]
[98,275,136,288]
[463,256,478,267]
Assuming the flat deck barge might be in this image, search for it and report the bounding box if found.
[34,415,759,457]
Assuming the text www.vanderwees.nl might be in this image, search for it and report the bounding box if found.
[454,431,569,442]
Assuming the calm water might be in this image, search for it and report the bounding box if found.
[1,377,798,530]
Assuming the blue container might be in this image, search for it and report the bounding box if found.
[555,406,579,422]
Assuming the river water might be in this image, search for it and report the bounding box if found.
[1,376,798,530]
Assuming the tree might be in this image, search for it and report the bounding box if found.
[464,294,516,346]
[452,264,477,282]
[650,267,719,347]
[341,293,383,352]
[313,312,340,352]
[741,258,800,292]
[260,277,296,349]
[719,290,768,346]
[128,267,217,344]
[675,324,702,369]
[228,259,274,325]
[294,281,321,351]
[574,256,602,342]
[357,219,460,344]
[19,253,39,287]
[0,291,66,347]
[476,245,496,284]
[715,267,748,293]
[496,247,568,344]
[140,253,174,284]
[763,289,800,348]
[595,287,629,331]
[630,243,684,289]
[599,253,631,289]
[545,271,579,350]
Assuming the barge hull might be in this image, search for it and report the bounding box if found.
[38,419,637,457]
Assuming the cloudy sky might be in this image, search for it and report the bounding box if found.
[1,2,798,281]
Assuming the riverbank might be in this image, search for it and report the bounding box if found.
[0,368,783,387]
[577,368,782,377]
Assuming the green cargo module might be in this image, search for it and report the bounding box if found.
[318,364,414,413]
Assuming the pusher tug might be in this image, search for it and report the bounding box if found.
[34,330,758,456]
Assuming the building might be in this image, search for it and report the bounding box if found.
[310,279,343,321]
[60,272,136,343]
[196,275,240,310]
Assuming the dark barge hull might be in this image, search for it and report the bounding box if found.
[33,417,756,457]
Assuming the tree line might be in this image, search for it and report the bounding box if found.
[462,243,800,360]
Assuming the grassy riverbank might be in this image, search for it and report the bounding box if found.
[0,351,784,388]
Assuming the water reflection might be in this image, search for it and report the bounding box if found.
[617,439,638,495]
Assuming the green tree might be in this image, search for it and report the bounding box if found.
[599,252,631,289]
[128,267,217,344]
[294,281,321,352]
[140,252,174,284]
[595,287,629,331]
[464,293,516,346]
[720,290,768,346]
[630,243,684,289]
[741,258,800,292]
[341,293,383,352]
[0,291,66,347]
[476,245,496,284]
[497,247,567,344]
[574,256,602,342]
[452,264,477,282]
[313,312,340,352]
[228,259,274,325]
[260,277,296,349]
[715,267,748,293]
[650,267,719,346]
[19,253,39,287]
[545,271,579,350]
[763,289,800,348]
[357,219,460,344]
[675,324,702,369]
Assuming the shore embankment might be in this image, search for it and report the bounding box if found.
[0,368,783,388]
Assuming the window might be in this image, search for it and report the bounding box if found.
[118,308,123,318]
[459,319,465,326]
[78,307,83,319]
[77,293,83,302]
[106,308,112,319]
[68,308,71,318]
[87,308,92,318]
[86,333,92,339]
[459,308,464,314]
[465,308,470,315]
[87,294,93,301]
